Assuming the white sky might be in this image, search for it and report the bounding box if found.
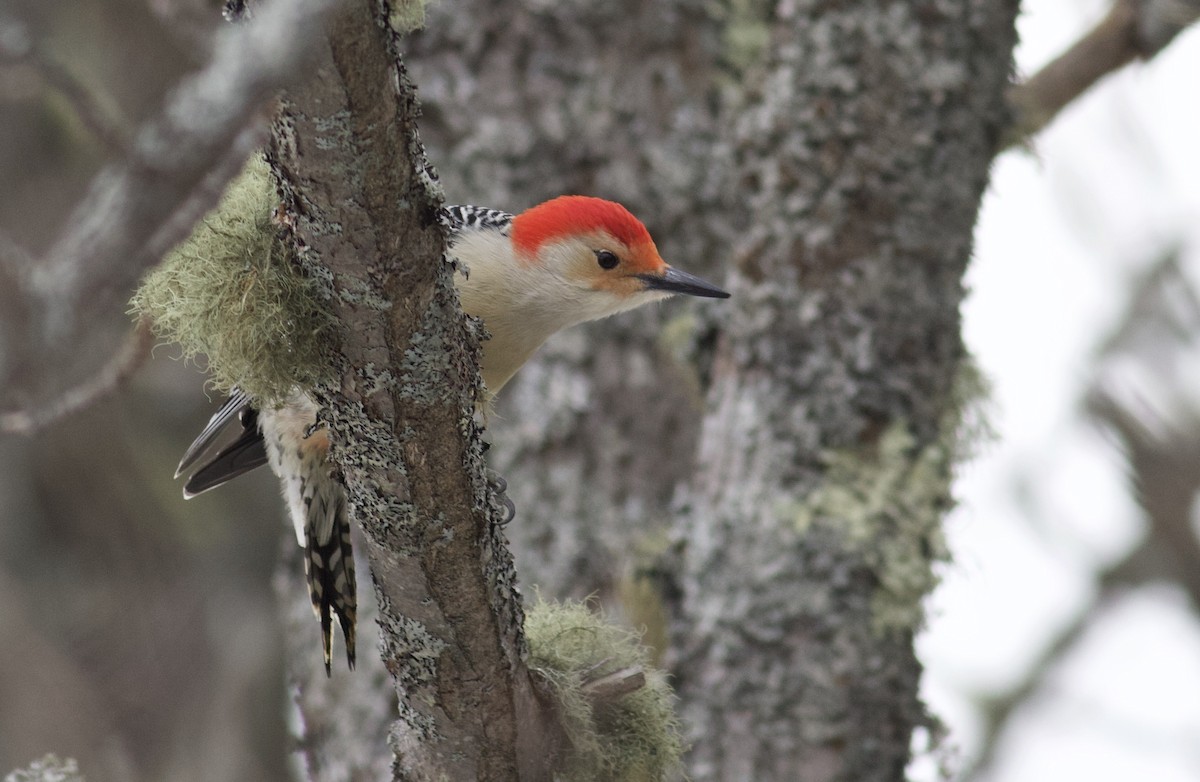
[915,2,1200,779]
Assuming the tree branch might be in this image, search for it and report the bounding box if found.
[1006,0,1200,147]
[0,24,132,157]
[962,538,1186,780]
[269,1,560,778]
[1087,250,1200,607]
[0,319,152,435]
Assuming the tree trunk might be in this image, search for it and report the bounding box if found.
[669,4,1018,777]
[408,1,1018,778]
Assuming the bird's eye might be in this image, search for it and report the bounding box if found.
[595,250,619,270]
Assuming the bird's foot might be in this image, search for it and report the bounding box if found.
[485,469,516,525]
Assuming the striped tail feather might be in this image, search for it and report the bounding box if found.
[303,479,357,674]
[181,391,358,672]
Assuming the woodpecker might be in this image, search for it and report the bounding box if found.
[175,195,730,673]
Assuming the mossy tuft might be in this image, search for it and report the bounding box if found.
[130,155,334,405]
[525,598,683,782]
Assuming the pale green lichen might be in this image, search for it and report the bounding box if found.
[386,0,432,34]
[130,155,334,405]
[794,363,990,634]
[948,358,995,465]
[525,599,683,782]
[656,310,697,365]
[4,755,84,782]
[719,0,772,75]
[617,532,677,668]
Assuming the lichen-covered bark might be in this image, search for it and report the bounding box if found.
[670,5,1017,775]
[407,1,1017,779]
[264,2,556,778]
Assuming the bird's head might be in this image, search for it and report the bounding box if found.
[510,196,730,313]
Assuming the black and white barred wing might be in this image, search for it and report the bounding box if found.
[439,204,513,236]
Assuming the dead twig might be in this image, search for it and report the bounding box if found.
[0,319,154,435]
[1005,0,1200,148]
[0,21,132,157]
[580,667,647,705]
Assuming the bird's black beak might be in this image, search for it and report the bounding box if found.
[639,266,730,299]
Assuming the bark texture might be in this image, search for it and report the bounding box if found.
[668,4,1016,777]
[266,2,555,778]
[408,1,1017,778]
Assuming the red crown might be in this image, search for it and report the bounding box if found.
[511,196,655,262]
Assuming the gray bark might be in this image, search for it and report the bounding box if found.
[265,2,559,778]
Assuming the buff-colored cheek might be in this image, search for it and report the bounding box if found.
[592,275,641,296]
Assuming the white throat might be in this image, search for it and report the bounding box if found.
[451,228,664,392]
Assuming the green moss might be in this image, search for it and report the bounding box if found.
[525,599,683,782]
[130,155,334,405]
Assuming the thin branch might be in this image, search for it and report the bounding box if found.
[961,535,1187,781]
[0,227,36,270]
[0,319,153,435]
[960,561,1137,782]
[0,21,132,157]
[966,252,1200,779]
[2,0,340,412]
[1086,251,1200,607]
[961,596,1102,780]
[962,513,1196,782]
[33,0,337,306]
[1005,0,1200,148]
